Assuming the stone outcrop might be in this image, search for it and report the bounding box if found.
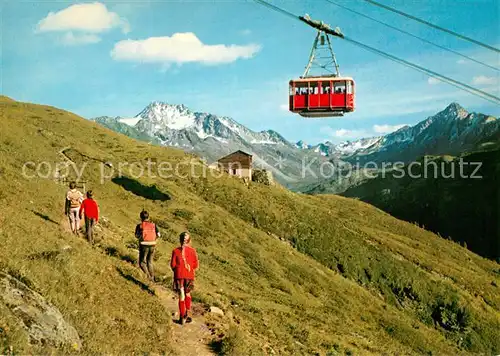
[0,272,82,350]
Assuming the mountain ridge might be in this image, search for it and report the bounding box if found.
[94,102,498,162]
[93,101,328,186]
[92,101,499,191]
[300,103,499,163]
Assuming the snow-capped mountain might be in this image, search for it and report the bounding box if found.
[297,103,499,164]
[93,116,161,144]
[92,102,327,186]
[93,101,498,190]
[295,140,311,150]
[335,137,384,155]
[133,101,291,148]
[308,137,385,158]
[312,143,331,157]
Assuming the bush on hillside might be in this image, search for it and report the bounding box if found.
[212,326,258,356]
[172,209,195,221]
[431,296,471,333]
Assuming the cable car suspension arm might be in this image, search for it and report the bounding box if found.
[303,30,341,77]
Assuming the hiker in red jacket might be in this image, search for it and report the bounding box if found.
[79,190,99,244]
[135,210,161,281]
[171,232,199,325]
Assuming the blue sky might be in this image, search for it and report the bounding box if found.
[2,0,499,144]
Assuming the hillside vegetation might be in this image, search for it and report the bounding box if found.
[0,96,499,355]
[339,151,500,260]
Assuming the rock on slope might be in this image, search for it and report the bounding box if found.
[0,272,81,350]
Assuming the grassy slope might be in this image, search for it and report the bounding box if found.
[340,152,500,260]
[0,96,499,355]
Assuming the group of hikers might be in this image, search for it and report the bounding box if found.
[65,181,199,325]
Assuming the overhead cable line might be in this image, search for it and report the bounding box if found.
[342,37,500,105]
[251,0,500,105]
[253,0,297,20]
[362,0,500,53]
[324,0,499,72]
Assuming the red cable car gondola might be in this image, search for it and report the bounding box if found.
[289,76,355,118]
[289,15,356,118]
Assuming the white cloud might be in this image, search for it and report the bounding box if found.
[279,104,288,111]
[427,77,441,85]
[320,124,408,141]
[321,127,369,139]
[61,32,101,46]
[472,75,498,86]
[457,59,467,64]
[334,128,351,137]
[111,33,261,65]
[373,124,408,134]
[37,2,130,34]
[240,29,252,36]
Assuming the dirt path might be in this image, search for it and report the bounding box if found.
[153,286,215,356]
[60,216,75,234]
[59,218,216,356]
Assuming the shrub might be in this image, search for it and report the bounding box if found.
[172,209,195,221]
[431,296,471,333]
[212,326,257,356]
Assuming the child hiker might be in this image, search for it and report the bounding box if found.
[65,181,84,235]
[170,232,199,325]
[135,210,161,282]
[79,190,99,244]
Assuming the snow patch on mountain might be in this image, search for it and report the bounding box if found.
[335,137,383,154]
[218,116,242,135]
[136,101,196,130]
[295,140,311,149]
[118,117,142,126]
[251,140,278,145]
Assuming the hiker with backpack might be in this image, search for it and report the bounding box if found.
[65,181,84,235]
[79,190,99,245]
[135,211,161,282]
[170,232,199,325]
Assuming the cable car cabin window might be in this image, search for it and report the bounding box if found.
[333,81,346,94]
[308,82,319,95]
[346,81,353,94]
[293,82,308,95]
[321,82,331,94]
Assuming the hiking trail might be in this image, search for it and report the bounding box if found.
[153,285,215,356]
[59,218,216,356]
